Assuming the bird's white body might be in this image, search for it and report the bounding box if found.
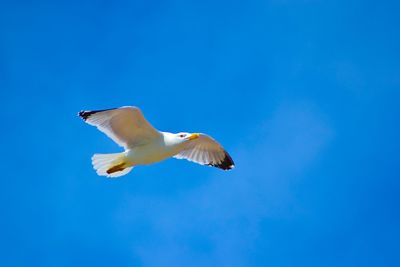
[124,132,183,165]
[79,106,234,177]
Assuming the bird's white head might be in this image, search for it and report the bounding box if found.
[163,132,201,147]
[175,132,200,143]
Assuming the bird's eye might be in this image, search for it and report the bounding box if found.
[179,134,186,138]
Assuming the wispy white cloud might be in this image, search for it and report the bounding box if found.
[115,101,333,267]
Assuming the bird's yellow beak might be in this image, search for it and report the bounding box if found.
[187,133,200,140]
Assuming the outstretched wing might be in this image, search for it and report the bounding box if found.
[174,134,235,170]
[78,106,161,148]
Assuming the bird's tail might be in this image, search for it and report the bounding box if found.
[91,153,133,178]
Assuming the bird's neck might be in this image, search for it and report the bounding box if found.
[161,132,184,149]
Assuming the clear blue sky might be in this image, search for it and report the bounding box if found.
[1,0,399,266]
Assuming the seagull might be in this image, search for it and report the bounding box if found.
[78,106,235,177]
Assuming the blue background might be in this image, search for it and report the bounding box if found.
[1,0,399,266]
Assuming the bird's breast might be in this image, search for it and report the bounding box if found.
[126,142,180,165]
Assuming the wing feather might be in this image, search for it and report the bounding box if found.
[78,106,160,148]
[174,134,235,170]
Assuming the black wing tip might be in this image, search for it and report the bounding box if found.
[78,110,94,121]
[208,151,235,171]
[78,107,117,121]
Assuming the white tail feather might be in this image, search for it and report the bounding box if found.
[91,153,133,178]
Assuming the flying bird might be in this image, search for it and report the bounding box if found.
[78,106,234,177]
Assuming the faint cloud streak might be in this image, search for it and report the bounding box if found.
[115,101,333,267]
